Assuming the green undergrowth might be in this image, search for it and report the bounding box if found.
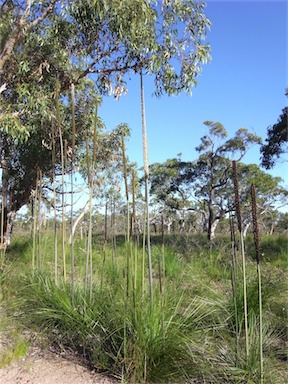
[16,273,229,383]
[0,336,28,368]
[0,232,287,383]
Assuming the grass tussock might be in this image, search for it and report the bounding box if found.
[0,232,287,383]
[16,272,230,383]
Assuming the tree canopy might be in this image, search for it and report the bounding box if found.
[260,107,288,169]
[148,122,287,240]
[0,0,211,245]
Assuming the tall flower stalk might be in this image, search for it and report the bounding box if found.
[51,120,58,285]
[37,169,43,272]
[56,80,66,282]
[131,168,138,291]
[251,183,263,383]
[85,102,99,301]
[228,203,239,360]
[70,83,76,304]
[32,169,39,273]
[232,160,249,358]
[140,71,153,302]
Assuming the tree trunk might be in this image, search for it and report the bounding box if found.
[207,194,214,241]
[166,221,173,233]
[269,221,275,235]
[0,174,35,247]
[0,0,58,73]
[243,222,251,238]
[68,200,90,244]
[5,210,16,246]
[209,218,220,240]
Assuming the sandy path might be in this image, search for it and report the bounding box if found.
[0,345,117,384]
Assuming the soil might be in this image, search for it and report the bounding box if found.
[0,343,118,384]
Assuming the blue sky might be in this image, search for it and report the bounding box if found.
[98,0,287,184]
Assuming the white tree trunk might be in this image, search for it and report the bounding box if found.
[243,222,251,238]
[4,210,16,247]
[210,218,219,240]
[68,200,90,244]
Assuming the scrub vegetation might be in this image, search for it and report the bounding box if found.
[0,226,287,383]
[0,2,287,383]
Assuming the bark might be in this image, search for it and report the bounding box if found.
[209,218,220,240]
[0,166,35,247]
[243,222,251,238]
[207,191,215,241]
[152,222,157,233]
[179,219,185,232]
[68,200,90,244]
[5,210,16,246]
[166,221,173,233]
[269,222,275,236]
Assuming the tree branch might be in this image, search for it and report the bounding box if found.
[0,0,58,73]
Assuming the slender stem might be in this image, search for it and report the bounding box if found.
[142,207,146,295]
[145,177,153,301]
[32,171,38,273]
[251,183,263,382]
[52,120,58,285]
[56,81,66,281]
[131,170,137,291]
[37,170,42,273]
[229,212,239,362]
[140,71,153,302]
[121,130,131,298]
[70,83,76,305]
[89,192,93,302]
[233,160,249,358]
[258,262,263,383]
[240,230,249,358]
[161,215,165,288]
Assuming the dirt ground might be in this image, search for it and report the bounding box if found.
[0,344,118,384]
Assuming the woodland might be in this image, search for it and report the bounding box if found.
[0,1,287,383]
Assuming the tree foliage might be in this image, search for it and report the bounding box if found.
[148,122,283,240]
[0,0,211,244]
[260,107,288,169]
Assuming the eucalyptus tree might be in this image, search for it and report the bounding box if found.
[275,212,288,233]
[233,163,287,236]
[1,0,211,107]
[0,0,211,245]
[192,121,262,239]
[149,122,262,240]
[260,106,288,169]
[148,155,198,233]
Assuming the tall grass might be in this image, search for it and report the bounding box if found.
[15,269,229,383]
[2,231,287,383]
